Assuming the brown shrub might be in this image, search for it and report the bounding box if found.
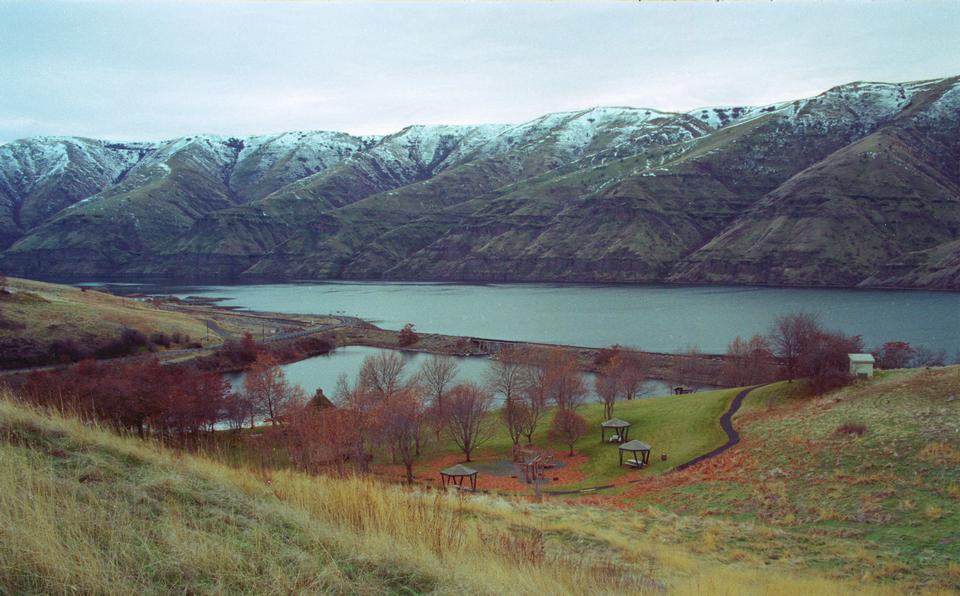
[834,422,866,437]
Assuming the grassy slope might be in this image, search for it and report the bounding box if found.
[630,368,960,591]
[0,392,881,595]
[0,277,211,347]
[416,388,737,491]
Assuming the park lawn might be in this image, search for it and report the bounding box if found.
[415,387,740,491]
[0,277,211,347]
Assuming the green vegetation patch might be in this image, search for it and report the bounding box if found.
[642,367,960,591]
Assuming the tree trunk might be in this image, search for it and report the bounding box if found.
[405,462,413,484]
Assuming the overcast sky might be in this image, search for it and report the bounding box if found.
[1,0,958,143]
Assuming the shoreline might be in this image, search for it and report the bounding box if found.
[1,287,781,387]
[154,297,767,387]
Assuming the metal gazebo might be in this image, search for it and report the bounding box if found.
[440,464,478,491]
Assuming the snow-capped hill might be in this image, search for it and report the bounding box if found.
[368,124,511,176]
[901,76,960,124]
[445,106,703,174]
[0,136,148,198]
[0,136,154,243]
[228,130,375,202]
[474,106,655,154]
[234,130,376,168]
[548,107,671,155]
[3,74,960,288]
[807,81,919,124]
[686,102,792,131]
[95,131,375,205]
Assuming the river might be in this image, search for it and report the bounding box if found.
[121,281,960,354]
[85,280,959,400]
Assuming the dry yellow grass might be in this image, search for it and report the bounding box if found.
[0,277,211,346]
[0,391,893,595]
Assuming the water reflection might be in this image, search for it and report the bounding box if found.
[227,345,683,404]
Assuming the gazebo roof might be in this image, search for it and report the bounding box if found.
[440,464,477,477]
[618,440,651,452]
[600,418,631,428]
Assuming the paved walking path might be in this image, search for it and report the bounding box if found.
[672,383,766,472]
[538,383,768,496]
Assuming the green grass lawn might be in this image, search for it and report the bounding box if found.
[419,387,741,490]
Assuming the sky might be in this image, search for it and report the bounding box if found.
[1,0,959,143]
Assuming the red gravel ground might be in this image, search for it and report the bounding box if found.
[371,448,591,495]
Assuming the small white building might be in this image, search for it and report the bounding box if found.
[848,353,875,379]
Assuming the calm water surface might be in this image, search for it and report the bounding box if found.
[82,280,960,401]
[105,280,952,400]
[137,281,960,354]
[226,345,679,403]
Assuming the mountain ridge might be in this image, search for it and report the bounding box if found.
[1,75,958,289]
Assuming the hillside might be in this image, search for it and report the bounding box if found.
[0,389,891,595]
[1,76,959,288]
[0,277,214,368]
[616,367,960,591]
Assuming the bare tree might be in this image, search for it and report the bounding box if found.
[768,312,821,381]
[443,382,495,462]
[373,386,428,483]
[501,398,531,447]
[484,345,528,404]
[243,356,307,425]
[913,346,946,368]
[721,334,776,386]
[595,355,621,419]
[548,408,589,456]
[875,341,915,369]
[332,372,377,473]
[487,346,531,445]
[543,349,588,411]
[617,349,648,401]
[359,351,407,398]
[518,349,551,444]
[798,330,862,394]
[284,406,358,476]
[222,392,252,432]
[419,354,459,417]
